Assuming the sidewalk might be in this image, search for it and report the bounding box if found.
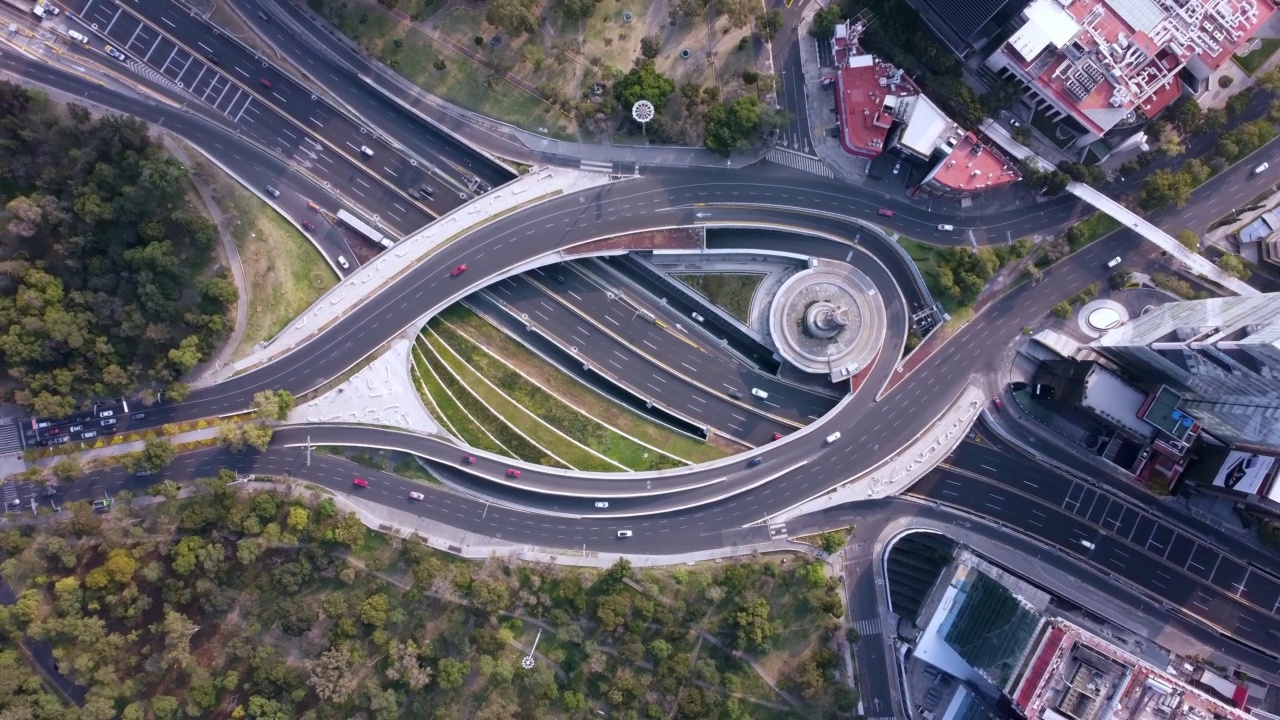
[203,167,615,385]
[162,134,251,385]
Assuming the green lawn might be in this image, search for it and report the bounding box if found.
[1067,213,1122,251]
[896,237,958,313]
[440,305,730,463]
[410,342,506,455]
[673,273,764,323]
[1234,38,1280,75]
[423,327,622,472]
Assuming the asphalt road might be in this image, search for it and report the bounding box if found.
[228,0,515,191]
[66,0,436,234]
[910,439,1280,663]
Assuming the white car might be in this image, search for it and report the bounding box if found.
[750,388,769,399]
[1106,256,1122,268]
[1253,161,1269,175]
[408,491,424,501]
[616,530,632,538]
[938,224,954,231]
[594,501,609,508]
[98,410,114,418]
[104,45,127,61]
[359,145,374,157]
[337,255,350,269]
[825,431,842,444]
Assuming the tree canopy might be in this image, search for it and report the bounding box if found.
[613,61,676,112]
[0,83,234,416]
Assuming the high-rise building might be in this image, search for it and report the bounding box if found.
[1091,294,1280,449]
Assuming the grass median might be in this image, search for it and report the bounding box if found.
[435,308,718,468]
[673,273,764,323]
[422,327,621,472]
[410,343,506,456]
[415,337,567,468]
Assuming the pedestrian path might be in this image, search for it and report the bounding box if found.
[0,421,23,455]
[766,148,835,179]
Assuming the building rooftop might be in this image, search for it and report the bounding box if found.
[941,567,1043,689]
[1014,621,1253,720]
[832,28,921,159]
[922,131,1023,193]
[993,0,1274,135]
[1081,363,1157,441]
[1137,385,1198,442]
[1236,209,1280,243]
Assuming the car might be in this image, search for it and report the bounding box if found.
[80,430,98,439]
[265,185,280,198]
[379,238,394,249]
[91,498,112,513]
[67,29,89,44]
[337,255,350,269]
[135,470,152,478]
[359,145,374,157]
[748,457,762,467]
[131,413,145,420]
[463,455,476,464]
[1254,161,1270,175]
[99,410,114,418]
[104,45,127,61]
[451,264,467,276]
[772,433,783,440]
[302,220,315,231]
[205,53,219,64]
[420,185,435,196]
[506,468,521,478]
[992,396,1003,411]
[100,418,117,427]
[408,491,425,501]
[1079,540,1097,550]
[594,501,609,508]
[1009,117,1022,128]
[49,436,70,446]
[938,224,954,231]
[259,77,272,88]
[877,208,894,217]
[617,530,633,538]
[691,311,706,322]
[1106,256,1123,268]
[353,477,369,487]
[257,10,270,21]
[825,431,842,444]
[40,487,58,496]
[892,161,902,175]
[750,388,769,399]
[47,428,62,436]
[555,275,566,284]
[727,389,743,400]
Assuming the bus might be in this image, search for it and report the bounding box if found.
[336,209,392,249]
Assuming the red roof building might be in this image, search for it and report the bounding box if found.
[985,0,1274,148]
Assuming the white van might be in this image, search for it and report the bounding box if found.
[1079,540,1096,550]
[616,530,632,538]
[825,431,842,444]
[67,29,90,44]
[750,388,769,399]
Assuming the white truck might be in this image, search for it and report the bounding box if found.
[31,0,59,17]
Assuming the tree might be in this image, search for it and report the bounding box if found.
[243,423,274,451]
[728,597,776,653]
[435,658,467,690]
[307,646,361,703]
[287,506,310,532]
[716,0,754,29]
[1177,229,1200,252]
[614,61,675,111]
[134,438,176,472]
[817,530,847,554]
[333,512,367,549]
[556,0,595,21]
[360,593,390,627]
[755,9,783,39]
[981,79,1023,115]
[1139,168,1196,210]
[1052,301,1074,318]
[1167,96,1203,133]
[810,4,842,39]
[384,640,432,690]
[468,578,511,615]
[704,95,765,156]
[485,0,538,36]
[252,389,294,421]
[1023,265,1044,285]
[52,457,81,482]
[1218,253,1252,280]
[640,34,662,60]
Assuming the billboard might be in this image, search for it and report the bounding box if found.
[1211,450,1277,496]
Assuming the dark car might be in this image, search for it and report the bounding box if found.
[463,455,476,464]
[302,220,315,232]
[748,457,762,467]
[131,412,146,420]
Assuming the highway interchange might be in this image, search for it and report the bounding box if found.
[7,0,1280,703]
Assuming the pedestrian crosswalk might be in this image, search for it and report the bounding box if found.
[850,617,882,637]
[767,148,835,178]
[768,522,788,540]
[579,159,614,174]
[129,60,183,95]
[0,420,23,455]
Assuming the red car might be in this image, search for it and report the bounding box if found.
[506,468,521,478]
[302,220,315,232]
[772,433,783,440]
[259,77,272,88]
[451,264,467,276]
[877,208,894,217]
[992,396,1003,411]
[352,477,369,488]
[463,455,476,464]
